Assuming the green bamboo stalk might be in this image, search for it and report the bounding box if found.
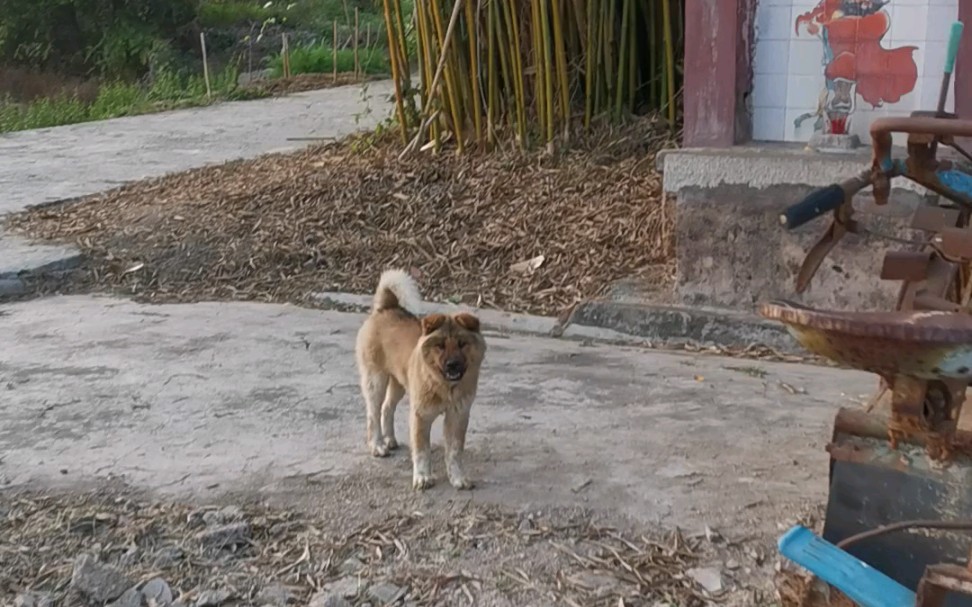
[381,0,409,142]
[465,0,483,144]
[430,0,465,153]
[538,0,555,147]
[615,0,631,120]
[584,0,595,128]
[662,0,677,124]
[487,0,498,145]
[530,0,545,142]
[415,0,441,150]
[550,0,570,140]
[503,0,527,145]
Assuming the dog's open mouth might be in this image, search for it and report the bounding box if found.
[444,368,464,382]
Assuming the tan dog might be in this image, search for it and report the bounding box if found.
[355,269,487,490]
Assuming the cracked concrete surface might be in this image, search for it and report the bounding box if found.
[0,295,875,539]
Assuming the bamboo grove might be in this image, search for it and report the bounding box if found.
[381,0,685,153]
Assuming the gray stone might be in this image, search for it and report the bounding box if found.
[338,557,364,574]
[142,578,174,605]
[367,582,404,604]
[194,522,251,549]
[686,567,723,594]
[71,554,134,603]
[255,584,294,606]
[13,592,54,607]
[325,577,361,599]
[308,592,351,607]
[202,505,244,526]
[109,588,143,607]
[195,589,232,606]
[153,546,185,567]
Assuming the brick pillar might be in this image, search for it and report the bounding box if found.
[682,0,741,147]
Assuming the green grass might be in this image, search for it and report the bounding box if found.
[268,45,389,77]
[198,0,388,30]
[0,66,254,133]
[198,1,281,27]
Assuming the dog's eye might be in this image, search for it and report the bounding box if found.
[435,343,445,350]
[457,341,467,349]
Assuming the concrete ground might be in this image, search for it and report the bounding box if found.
[0,294,875,542]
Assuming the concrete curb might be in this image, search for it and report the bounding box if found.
[311,291,800,355]
[0,231,85,298]
[567,301,800,354]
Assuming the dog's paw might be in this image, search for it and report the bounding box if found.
[370,443,390,458]
[449,476,475,490]
[383,437,399,451]
[412,474,435,491]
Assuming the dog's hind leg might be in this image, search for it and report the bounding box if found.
[380,379,405,450]
[444,406,474,490]
[361,371,391,457]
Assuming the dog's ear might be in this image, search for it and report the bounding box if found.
[421,313,448,335]
[453,312,481,333]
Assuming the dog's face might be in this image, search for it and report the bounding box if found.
[419,312,486,383]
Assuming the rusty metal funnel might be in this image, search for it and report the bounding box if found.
[760,300,972,380]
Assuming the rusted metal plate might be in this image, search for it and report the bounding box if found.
[882,250,932,281]
[760,302,972,378]
[912,205,961,232]
[940,226,972,260]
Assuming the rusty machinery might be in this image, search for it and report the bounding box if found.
[761,21,972,607]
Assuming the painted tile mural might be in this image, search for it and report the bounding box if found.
[793,1,917,136]
[752,0,959,144]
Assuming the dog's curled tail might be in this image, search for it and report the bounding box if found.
[373,269,422,314]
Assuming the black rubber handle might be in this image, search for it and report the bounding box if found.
[780,184,846,230]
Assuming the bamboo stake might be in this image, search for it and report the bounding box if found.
[200,32,212,99]
[282,33,291,78]
[332,20,339,81]
[354,8,360,79]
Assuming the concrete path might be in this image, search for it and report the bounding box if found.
[0,81,395,289]
[0,294,875,540]
[0,81,395,215]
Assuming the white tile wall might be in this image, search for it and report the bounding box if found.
[751,0,960,144]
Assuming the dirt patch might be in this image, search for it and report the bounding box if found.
[5,117,674,316]
[0,66,101,103]
[0,482,769,607]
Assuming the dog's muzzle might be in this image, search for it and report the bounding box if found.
[444,360,465,382]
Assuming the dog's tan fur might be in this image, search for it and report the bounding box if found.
[355,270,487,490]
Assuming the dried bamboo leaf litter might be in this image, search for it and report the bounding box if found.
[0,486,733,607]
[6,117,674,315]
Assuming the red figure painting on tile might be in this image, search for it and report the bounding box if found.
[794,0,918,136]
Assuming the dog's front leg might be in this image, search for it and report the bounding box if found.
[444,406,474,490]
[410,408,435,490]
